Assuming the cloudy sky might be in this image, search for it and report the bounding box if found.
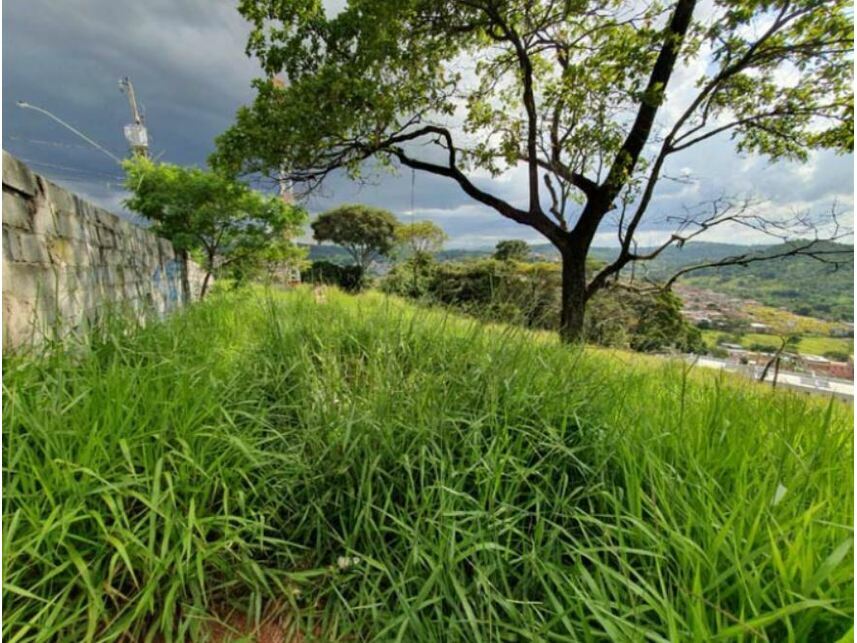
[4,0,853,248]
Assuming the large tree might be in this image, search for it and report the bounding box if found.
[213,0,853,341]
[124,158,306,298]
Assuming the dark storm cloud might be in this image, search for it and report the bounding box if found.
[3,1,852,248]
[4,0,257,169]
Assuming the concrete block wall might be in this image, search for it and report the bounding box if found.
[2,151,207,349]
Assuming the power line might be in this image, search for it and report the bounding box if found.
[16,101,123,164]
[41,175,125,190]
[7,135,100,152]
[16,157,124,181]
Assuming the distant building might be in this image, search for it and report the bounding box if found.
[800,354,854,380]
[828,361,854,380]
[830,325,853,338]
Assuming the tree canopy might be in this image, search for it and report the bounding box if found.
[124,158,306,297]
[494,240,530,262]
[396,220,448,256]
[310,204,399,269]
[214,0,853,340]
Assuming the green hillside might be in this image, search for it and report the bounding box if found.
[4,288,852,641]
[670,242,852,321]
[305,242,352,263]
[575,241,853,321]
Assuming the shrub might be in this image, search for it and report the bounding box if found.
[427,259,561,329]
[302,260,366,292]
[493,239,530,261]
[380,253,438,299]
[385,259,704,353]
[630,290,706,354]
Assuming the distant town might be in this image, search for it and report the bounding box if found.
[677,284,854,382]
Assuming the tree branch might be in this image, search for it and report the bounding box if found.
[663,239,853,288]
[600,0,697,203]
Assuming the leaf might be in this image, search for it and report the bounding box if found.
[772,483,788,506]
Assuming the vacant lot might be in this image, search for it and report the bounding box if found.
[4,288,853,641]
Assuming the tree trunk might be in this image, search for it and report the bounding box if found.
[199,251,215,300]
[559,249,588,344]
[199,272,212,300]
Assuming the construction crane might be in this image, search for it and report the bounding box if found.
[118,77,149,158]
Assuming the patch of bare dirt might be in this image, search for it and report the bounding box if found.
[204,602,327,643]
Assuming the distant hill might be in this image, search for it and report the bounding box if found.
[650,241,853,322]
[551,240,853,322]
[308,244,507,264]
[307,240,853,321]
[305,244,352,264]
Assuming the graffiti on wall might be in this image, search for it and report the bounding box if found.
[151,259,181,306]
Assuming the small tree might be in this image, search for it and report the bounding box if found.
[396,220,447,295]
[759,334,801,385]
[123,158,306,298]
[396,220,448,257]
[228,229,309,287]
[311,205,399,272]
[493,240,530,262]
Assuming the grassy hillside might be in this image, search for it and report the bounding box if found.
[743,302,853,336]
[4,288,852,641]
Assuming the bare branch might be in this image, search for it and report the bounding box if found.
[664,238,852,288]
[590,198,853,297]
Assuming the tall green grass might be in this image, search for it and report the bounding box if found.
[3,287,853,641]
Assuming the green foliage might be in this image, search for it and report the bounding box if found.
[4,289,852,640]
[228,233,309,287]
[396,220,448,256]
[217,0,851,180]
[302,259,365,292]
[426,259,561,328]
[493,239,530,262]
[311,204,399,270]
[632,290,706,353]
[385,259,704,353]
[585,288,705,353]
[381,252,438,299]
[123,157,306,297]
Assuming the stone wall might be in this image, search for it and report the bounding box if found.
[2,151,207,349]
